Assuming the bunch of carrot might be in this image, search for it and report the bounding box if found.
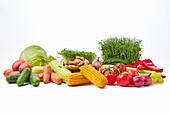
[38,65,61,85]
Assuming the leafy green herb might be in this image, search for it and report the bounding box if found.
[98,36,143,65]
[58,48,97,64]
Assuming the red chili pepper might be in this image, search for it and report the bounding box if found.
[142,59,163,73]
[133,60,143,67]
[136,63,148,72]
[126,60,143,68]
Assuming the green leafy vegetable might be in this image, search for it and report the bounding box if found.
[98,36,143,65]
[58,48,97,64]
[19,45,48,67]
[47,55,56,63]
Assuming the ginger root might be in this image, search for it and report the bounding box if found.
[65,56,90,71]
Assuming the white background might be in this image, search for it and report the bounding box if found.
[0,0,170,113]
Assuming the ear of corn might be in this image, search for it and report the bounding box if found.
[80,64,108,88]
[65,73,91,86]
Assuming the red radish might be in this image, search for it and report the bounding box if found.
[3,69,13,77]
[142,74,152,86]
[12,59,25,71]
[19,62,31,73]
[9,71,20,76]
[133,76,144,87]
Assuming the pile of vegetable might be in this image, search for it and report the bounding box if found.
[4,58,61,86]
[100,59,165,87]
[98,37,142,65]
[3,41,166,88]
[4,59,40,86]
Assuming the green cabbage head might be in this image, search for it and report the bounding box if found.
[19,45,48,67]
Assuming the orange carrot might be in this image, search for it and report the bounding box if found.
[51,73,61,85]
[43,65,51,84]
[38,73,44,82]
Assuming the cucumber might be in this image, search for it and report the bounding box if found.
[6,74,30,83]
[6,74,20,83]
[17,68,31,86]
[30,73,40,86]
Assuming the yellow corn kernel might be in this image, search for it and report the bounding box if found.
[65,72,91,86]
[80,64,108,88]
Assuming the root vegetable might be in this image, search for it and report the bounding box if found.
[69,59,81,65]
[133,76,144,87]
[9,71,20,76]
[43,65,51,84]
[51,73,61,85]
[65,65,80,70]
[84,60,90,64]
[12,59,25,71]
[65,56,90,71]
[77,61,84,66]
[19,62,31,73]
[92,57,102,70]
[38,73,44,82]
[76,56,85,61]
[142,74,152,86]
[3,69,13,77]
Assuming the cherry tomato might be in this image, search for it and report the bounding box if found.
[114,63,126,74]
[128,70,139,78]
[128,70,139,84]
[100,67,111,74]
[100,68,107,74]
[104,72,118,85]
[117,72,132,87]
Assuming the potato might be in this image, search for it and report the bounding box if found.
[9,71,20,75]
[19,62,31,73]
[3,69,13,77]
[12,59,25,71]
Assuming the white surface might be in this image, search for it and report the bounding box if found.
[0,0,170,113]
